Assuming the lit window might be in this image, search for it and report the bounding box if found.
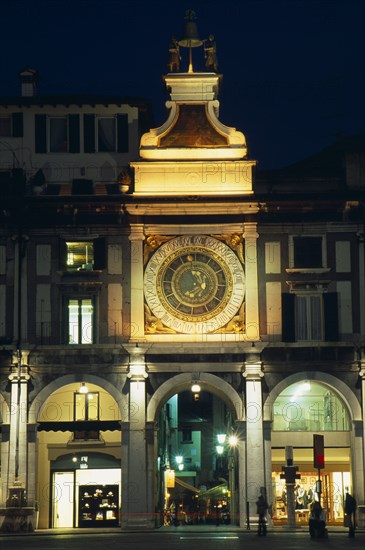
[273,381,350,431]
[74,391,99,421]
[295,294,323,341]
[0,117,11,137]
[98,118,116,152]
[66,242,94,271]
[49,117,68,152]
[68,298,94,344]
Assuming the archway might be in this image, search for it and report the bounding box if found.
[31,377,123,529]
[264,372,361,526]
[147,372,244,527]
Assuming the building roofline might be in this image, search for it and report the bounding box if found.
[0,94,151,109]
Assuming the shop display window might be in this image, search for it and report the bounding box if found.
[273,381,350,432]
[79,484,119,527]
[272,470,350,524]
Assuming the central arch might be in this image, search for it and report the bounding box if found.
[147,371,246,528]
[147,372,244,422]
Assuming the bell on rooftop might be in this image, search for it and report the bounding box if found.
[178,9,203,47]
[178,9,203,73]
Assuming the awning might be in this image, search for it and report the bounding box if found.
[175,477,200,494]
[198,483,227,499]
[37,420,121,432]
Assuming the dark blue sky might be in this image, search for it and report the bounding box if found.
[1,0,364,169]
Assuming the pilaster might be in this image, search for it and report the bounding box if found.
[121,344,151,529]
[243,222,259,340]
[129,224,146,341]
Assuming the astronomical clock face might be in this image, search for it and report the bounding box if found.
[144,235,245,334]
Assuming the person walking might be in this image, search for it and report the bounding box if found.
[344,491,357,538]
[256,492,269,536]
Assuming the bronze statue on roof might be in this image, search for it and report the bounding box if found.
[168,36,181,72]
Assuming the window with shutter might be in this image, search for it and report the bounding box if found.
[50,117,68,152]
[117,113,129,152]
[84,114,95,153]
[68,114,80,153]
[295,294,323,341]
[98,117,116,152]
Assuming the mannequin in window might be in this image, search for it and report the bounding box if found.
[295,485,305,509]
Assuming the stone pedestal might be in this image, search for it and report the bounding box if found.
[0,507,35,533]
[0,483,35,532]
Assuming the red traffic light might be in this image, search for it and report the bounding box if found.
[313,434,325,469]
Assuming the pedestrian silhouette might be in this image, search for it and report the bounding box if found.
[256,491,269,536]
[309,501,327,538]
[344,491,357,538]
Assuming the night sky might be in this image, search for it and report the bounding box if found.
[1,0,364,169]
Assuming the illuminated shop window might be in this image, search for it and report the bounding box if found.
[273,381,350,432]
[66,241,94,271]
[68,298,94,344]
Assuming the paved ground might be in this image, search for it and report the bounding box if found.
[0,527,364,550]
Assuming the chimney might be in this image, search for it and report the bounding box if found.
[19,67,39,97]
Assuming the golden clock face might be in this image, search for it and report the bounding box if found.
[144,235,245,334]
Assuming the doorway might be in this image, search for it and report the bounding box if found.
[157,390,239,526]
[52,472,74,527]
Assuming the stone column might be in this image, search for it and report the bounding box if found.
[243,222,259,340]
[8,354,30,488]
[0,354,33,532]
[7,367,20,486]
[243,354,265,521]
[129,224,145,340]
[121,344,150,529]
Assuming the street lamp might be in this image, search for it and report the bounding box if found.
[175,455,184,471]
[215,433,226,466]
[78,382,89,394]
[216,433,226,445]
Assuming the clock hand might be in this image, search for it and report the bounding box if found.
[184,270,207,298]
[193,270,207,289]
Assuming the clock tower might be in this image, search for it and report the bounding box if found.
[122,17,263,529]
[128,67,259,340]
